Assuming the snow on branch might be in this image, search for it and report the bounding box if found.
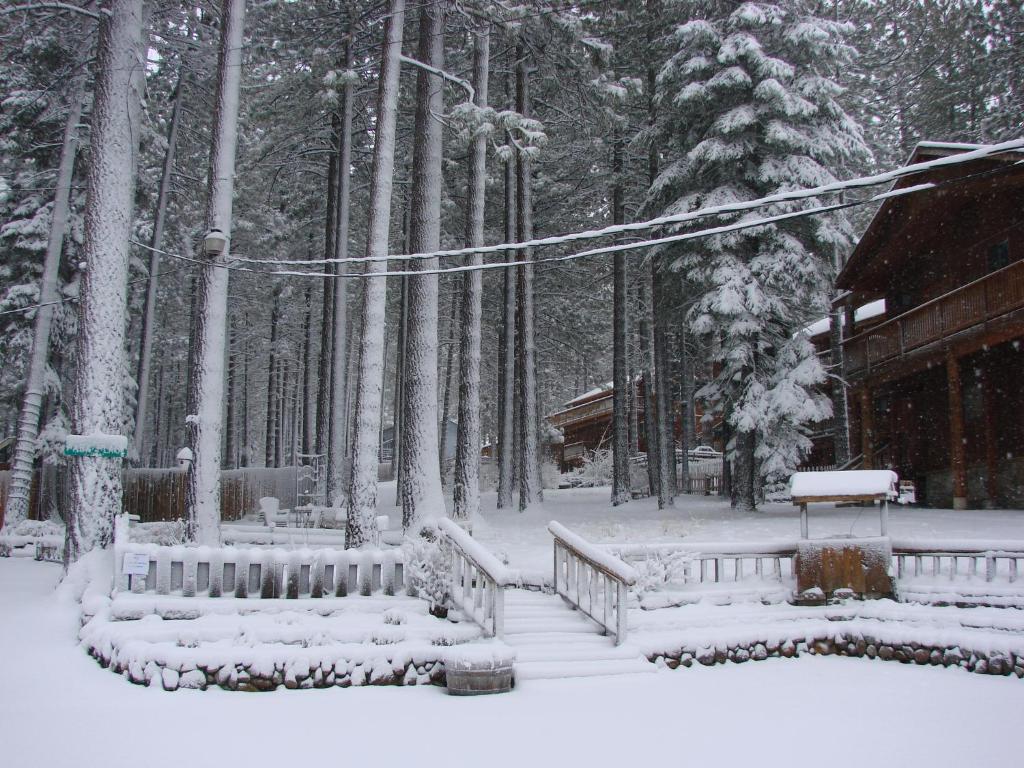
[0,3,106,19]
[399,54,474,103]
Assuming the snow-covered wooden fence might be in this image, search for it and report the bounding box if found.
[0,466,303,525]
[891,539,1023,583]
[549,521,636,645]
[438,519,513,638]
[114,544,404,599]
[613,540,797,585]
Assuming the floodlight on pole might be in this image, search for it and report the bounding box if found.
[204,229,227,257]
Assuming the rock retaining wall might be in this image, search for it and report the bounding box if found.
[88,646,449,692]
[648,635,1024,678]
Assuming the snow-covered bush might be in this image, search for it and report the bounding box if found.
[403,523,452,617]
[6,519,64,537]
[566,448,613,487]
[631,550,695,595]
[129,520,187,545]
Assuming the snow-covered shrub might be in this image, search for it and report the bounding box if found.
[129,520,187,545]
[631,550,695,595]
[566,448,613,487]
[403,523,452,616]
[7,519,64,537]
[541,455,561,490]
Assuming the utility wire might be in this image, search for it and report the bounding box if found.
[222,138,1024,268]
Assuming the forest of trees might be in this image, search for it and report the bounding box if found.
[0,0,1020,560]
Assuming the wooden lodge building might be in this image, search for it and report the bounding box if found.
[546,380,715,472]
[831,142,1024,509]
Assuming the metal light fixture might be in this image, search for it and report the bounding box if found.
[203,229,228,256]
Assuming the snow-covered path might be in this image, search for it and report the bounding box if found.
[1,557,1023,768]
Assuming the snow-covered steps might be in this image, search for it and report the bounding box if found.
[502,589,654,681]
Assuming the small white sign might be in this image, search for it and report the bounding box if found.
[121,552,150,577]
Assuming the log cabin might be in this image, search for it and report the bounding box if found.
[835,142,1024,509]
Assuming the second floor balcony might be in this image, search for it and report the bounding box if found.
[844,258,1024,376]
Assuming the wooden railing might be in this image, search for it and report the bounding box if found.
[549,521,637,645]
[613,541,797,586]
[114,543,404,598]
[438,518,515,638]
[891,539,1024,583]
[547,396,613,429]
[845,259,1024,375]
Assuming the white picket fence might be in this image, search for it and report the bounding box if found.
[114,543,404,599]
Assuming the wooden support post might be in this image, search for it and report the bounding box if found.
[947,353,968,510]
[615,581,628,645]
[982,358,999,508]
[860,387,874,470]
[800,503,809,539]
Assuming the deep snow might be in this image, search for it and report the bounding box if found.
[2,555,1023,768]
[472,485,1024,576]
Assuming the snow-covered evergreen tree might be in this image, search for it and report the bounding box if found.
[651,1,869,507]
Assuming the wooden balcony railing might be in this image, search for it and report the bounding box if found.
[547,395,614,429]
[845,259,1024,375]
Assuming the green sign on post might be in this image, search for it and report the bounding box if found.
[64,434,129,459]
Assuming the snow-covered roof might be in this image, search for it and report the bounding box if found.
[802,299,886,338]
[790,470,898,500]
[563,381,613,408]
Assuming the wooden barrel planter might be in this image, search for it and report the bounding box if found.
[445,647,515,696]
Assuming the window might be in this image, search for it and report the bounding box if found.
[988,240,1010,272]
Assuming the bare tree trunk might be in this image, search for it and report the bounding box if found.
[264,286,282,467]
[496,113,517,510]
[676,328,690,492]
[400,0,446,532]
[639,280,659,498]
[830,304,850,467]
[653,279,675,505]
[316,132,339,456]
[301,283,314,456]
[733,428,757,511]
[515,45,542,511]
[720,413,732,499]
[133,70,184,466]
[184,0,246,545]
[151,363,164,466]
[240,329,250,467]
[438,286,458,478]
[393,271,408,493]
[452,22,489,521]
[610,131,630,506]
[66,0,146,563]
[328,32,355,507]
[394,197,413,499]
[346,0,406,547]
[224,318,237,468]
[5,67,87,531]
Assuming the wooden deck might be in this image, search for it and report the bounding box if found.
[845,259,1024,376]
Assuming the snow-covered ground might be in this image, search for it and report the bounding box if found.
[1,556,1022,768]
[472,486,1024,575]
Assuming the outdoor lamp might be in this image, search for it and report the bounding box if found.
[204,229,228,256]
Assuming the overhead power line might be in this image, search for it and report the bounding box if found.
[223,138,1024,268]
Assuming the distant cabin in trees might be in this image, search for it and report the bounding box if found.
[379,419,458,464]
[825,142,1024,509]
[546,380,717,472]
